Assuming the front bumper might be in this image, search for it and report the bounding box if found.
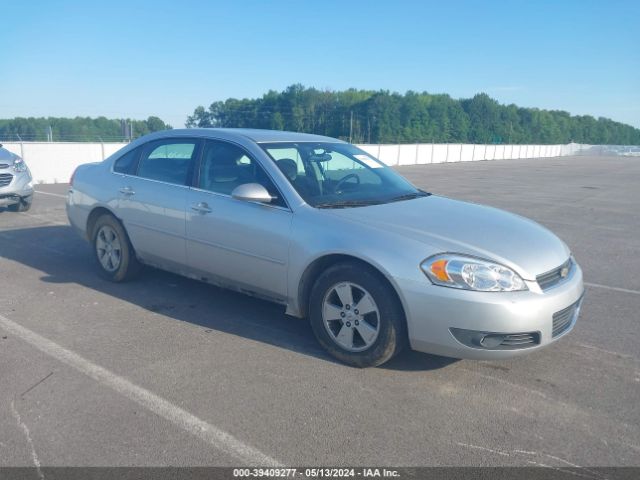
[0,169,34,206]
[399,262,584,359]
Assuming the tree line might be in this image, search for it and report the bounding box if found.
[186,85,640,145]
[2,87,638,145]
[0,116,171,142]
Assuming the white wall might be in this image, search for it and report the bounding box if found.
[358,142,585,167]
[1,141,587,184]
[2,142,127,184]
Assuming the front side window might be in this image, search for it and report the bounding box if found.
[137,140,199,185]
[198,140,286,207]
[261,142,425,208]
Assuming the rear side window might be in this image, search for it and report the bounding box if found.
[113,148,140,174]
[137,140,199,185]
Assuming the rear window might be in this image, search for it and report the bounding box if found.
[113,148,140,174]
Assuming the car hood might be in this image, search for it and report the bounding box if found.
[326,195,570,280]
[0,147,18,164]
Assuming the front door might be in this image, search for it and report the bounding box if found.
[185,140,292,300]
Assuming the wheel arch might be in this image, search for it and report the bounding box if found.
[86,206,121,241]
[296,253,408,323]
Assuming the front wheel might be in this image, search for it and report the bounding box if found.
[309,262,407,367]
[92,214,141,282]
[7,197,32,212]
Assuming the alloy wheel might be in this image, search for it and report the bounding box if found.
[96,225,122,272]
[322,282,381,352]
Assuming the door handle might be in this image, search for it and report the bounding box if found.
[119,186,135,196]
[191,202,212,214]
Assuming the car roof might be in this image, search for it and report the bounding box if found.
[148,128,345,144]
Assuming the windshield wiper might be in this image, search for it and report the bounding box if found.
[387,190,431,203]
[315,199,384,209]
[315,191,430,209]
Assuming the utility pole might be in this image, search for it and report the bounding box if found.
[122,120,134,142]
[17,133,24,159]
[349,111,353,143]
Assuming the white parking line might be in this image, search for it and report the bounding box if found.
[584,282,640,296]
[0,313,281,467]
[35,190,67,198]
[10,400,45,480]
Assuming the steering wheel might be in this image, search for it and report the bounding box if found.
[334,173,360,194]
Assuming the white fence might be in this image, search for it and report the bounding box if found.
[357,143,584,166]
[2,142,128,184]
[1,141,587,184]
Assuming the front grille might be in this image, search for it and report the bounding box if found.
[537,258,572,291]
[499,332,540,348]
[552,297,582,337]
[0,163,11,169]
[0,173,13,187]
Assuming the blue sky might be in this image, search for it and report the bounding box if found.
[2,0,639,128]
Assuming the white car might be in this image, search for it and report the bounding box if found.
[0,145,34,212]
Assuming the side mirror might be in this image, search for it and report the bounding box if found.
[231,183,273,204]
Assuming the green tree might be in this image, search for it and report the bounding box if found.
[0,116,171,141]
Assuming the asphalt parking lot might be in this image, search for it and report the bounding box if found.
[1,155,639,469]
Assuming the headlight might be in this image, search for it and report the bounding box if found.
[13,158,27,173]
[420,254,527,292]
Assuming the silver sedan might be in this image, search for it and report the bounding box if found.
[66,129,584,367]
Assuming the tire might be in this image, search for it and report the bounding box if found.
[309,262,407,367]
[8,197,32,212]
[91,214,141,282]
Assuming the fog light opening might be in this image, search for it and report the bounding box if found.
[479,334,505,348]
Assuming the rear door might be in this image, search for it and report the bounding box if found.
[185,139,292,300]
[116,137,202,270]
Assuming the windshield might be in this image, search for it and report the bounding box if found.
[261,142,427,208]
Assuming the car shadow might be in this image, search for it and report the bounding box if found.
[0,224,457,371]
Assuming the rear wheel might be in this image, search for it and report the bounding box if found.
[92,214,141,282]
[309,262,407,367]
